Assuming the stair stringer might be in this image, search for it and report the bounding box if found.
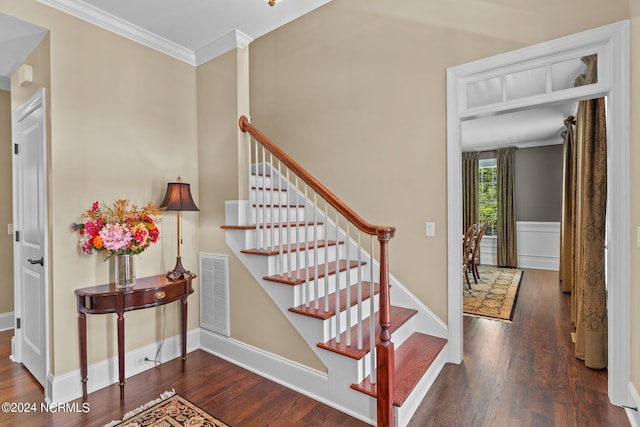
[224,227,377,422]
[224,198,451,425]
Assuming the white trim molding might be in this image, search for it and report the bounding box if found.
[37,0,254,66]
[37,0,196,64]
[626,382,640,427]
[198,328,372,425]
[47,329,200,403]
[447,20,631,407]
[0,312,14,331]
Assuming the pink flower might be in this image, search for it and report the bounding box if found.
[99,223,132,251]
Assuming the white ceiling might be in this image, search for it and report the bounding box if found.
[0,13,48,89]
[461,101,575,150]
[0,1,575,149]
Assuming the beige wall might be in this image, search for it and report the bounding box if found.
[0,89,13,315]
[1,1,199,375]
[249,0,634,395]
[1,0,638,406]
[249,0,627,323]
[196,48,325,371]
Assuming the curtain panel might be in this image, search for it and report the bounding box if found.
[559,117,577,295]
[462,152,479,233]
[574,96,608,369]
[496,147,517,267]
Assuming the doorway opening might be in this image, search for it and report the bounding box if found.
[446,21,630,407]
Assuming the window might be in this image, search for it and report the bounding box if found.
[478,158,497,236]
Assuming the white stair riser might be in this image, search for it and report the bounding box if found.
[317,293,380,342]
[250,189,289,205]
[264,245,340,275]
[250,206,306,224]
[254,224,325,247]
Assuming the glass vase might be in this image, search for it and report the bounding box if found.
[114,254,135,289]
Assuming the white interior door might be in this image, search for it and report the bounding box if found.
[13,89,47,387]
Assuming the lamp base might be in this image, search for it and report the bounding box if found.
[166,256,192,280]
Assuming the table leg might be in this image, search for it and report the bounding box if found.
[117,312,125,401]
[78,311,87,400]
[181,296,188,371]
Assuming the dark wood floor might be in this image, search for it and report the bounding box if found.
[0,268,629,426]
[409,268,629,426]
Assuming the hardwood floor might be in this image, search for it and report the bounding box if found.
[409,268,629,426]
[0,268,629,426]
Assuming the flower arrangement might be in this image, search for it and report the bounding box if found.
[73,199,161,257]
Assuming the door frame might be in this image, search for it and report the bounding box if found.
[446,21,630,407]
[11,87,50,397]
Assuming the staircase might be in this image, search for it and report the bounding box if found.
[221,117,448,426]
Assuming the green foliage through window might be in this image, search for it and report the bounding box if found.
[478,158,497,236]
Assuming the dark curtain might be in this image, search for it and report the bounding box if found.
[573,95,608,369]
[559,117,577,294]
[558,54,607,368]
[462,152,479,232]
[496,147,517,267]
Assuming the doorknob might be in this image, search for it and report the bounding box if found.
[28,257,44,266]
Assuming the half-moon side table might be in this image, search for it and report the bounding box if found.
[75,274,195,401]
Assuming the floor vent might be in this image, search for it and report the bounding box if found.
[199,253,230,337]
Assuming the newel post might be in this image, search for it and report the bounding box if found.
[376,227,395,427]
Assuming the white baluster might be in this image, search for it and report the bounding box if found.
[304,184,310,308]
[314,193,319,310]
[357,233,363,350]
[335,212,341,344]
[324,202,330,314]
[277,160,284,275]
[269,153,275,252]
[370,235,376,384]
[345,223,351,347]
[286,169,292,278]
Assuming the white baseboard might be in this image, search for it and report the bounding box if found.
[0,312,14,331]
[627,382,640,427]
[198,328,372,425]
[47,328,200,403]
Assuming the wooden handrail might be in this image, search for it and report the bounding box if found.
[239,115,396,426]
[239,116,395,239]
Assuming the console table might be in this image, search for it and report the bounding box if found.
[75,274,195,401]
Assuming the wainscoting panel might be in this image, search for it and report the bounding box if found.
[479,222,560,271]
[516,222,560,270]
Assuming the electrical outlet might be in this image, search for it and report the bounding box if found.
[134,357,148,367]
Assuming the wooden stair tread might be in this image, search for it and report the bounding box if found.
[251,186,287,191]
[242,240,341,256]
[317,306,417,360]
[264,259,364,286]
[252,203,305,208]
[350,332,447,407]
[289,282,380,320]
[221,221,322,230]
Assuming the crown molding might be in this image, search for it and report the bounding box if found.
[38,0,197,65]
[195,29,253,66]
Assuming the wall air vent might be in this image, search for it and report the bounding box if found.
[199,253,230,337]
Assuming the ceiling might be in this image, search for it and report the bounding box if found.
[0,1,575,149]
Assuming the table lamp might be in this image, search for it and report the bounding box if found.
[160,177,199,279]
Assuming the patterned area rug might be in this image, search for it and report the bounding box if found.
[104,390,229,427]
[463,265,523,321]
